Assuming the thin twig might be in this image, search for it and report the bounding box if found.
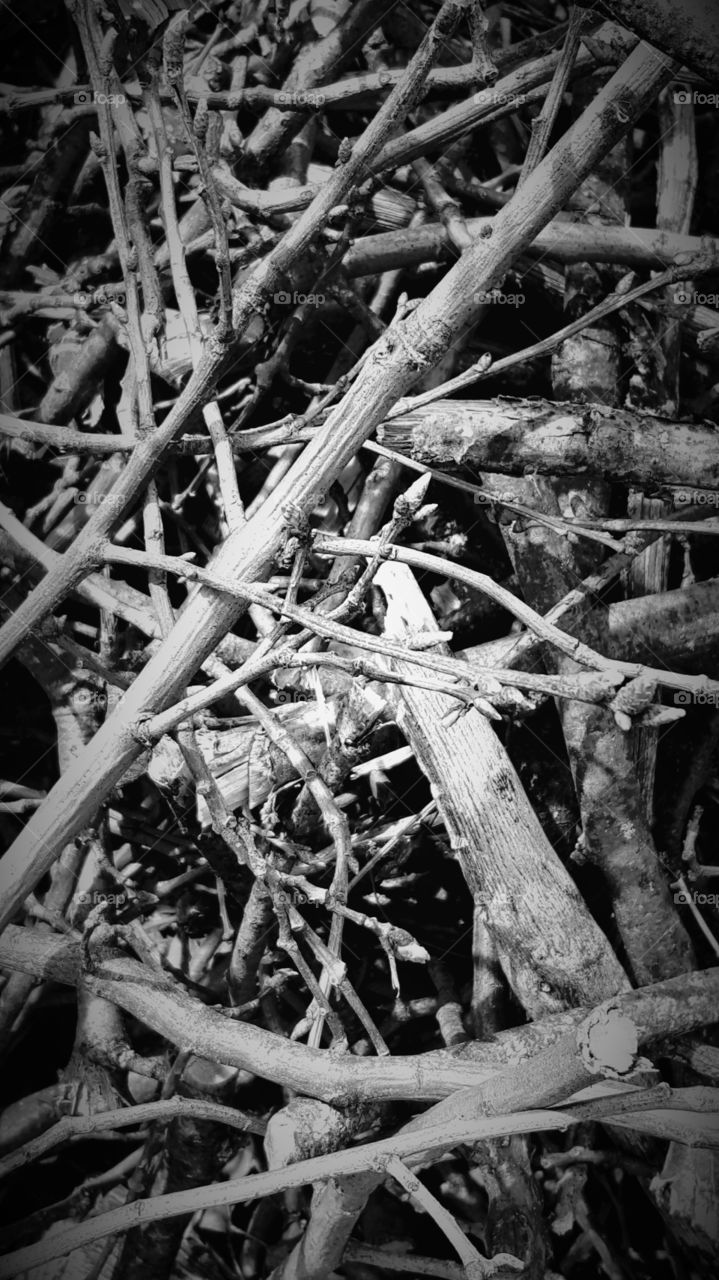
[0,1099,265,1182]
[517,8,588,185]
[383,1154,515,1278]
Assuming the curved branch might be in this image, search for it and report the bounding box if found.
[0,927,716,1104]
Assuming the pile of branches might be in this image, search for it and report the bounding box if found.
[2,1,719,1277]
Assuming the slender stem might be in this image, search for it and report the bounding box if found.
[517,8,588,185]
[0,1098,265,1182]
[384,1154,502,1275]
[0,1076,705,1278]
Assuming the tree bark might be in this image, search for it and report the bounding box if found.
[379,397,719,489]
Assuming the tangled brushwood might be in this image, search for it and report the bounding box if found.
[1,0,719,1277]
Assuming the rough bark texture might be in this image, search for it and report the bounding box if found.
[2,8,718,1279]
[375,560,628,1016]
[579,0,719,81]
[379,397,719,489]
[0,39,677,931]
